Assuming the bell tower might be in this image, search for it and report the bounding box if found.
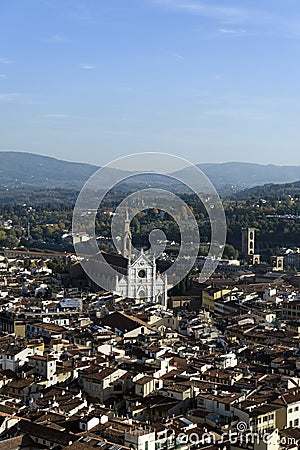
[241,227,256,256]
[122,209,132,260]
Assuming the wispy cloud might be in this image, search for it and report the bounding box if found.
[68,1,93,22]
[47,34,66,43]
[45,113,69,118]
[0,58,14,65]
[194,91,298,122]
[171,52,184,60]
[0,93,24,102]
[153,0,248,23]
[81,64,96,70]
[110,86,135,93]
[153,0,300,38]
[0,74,7,79]
[43,0,94,23]
[218,27,247,36]
[199,108,272,121]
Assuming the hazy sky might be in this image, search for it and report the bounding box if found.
[1,0,300,166]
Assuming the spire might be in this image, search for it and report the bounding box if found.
[122,208,132,260]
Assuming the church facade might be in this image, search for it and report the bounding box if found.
[114,211,168,307]
[115,250,168,307]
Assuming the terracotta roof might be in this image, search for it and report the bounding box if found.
[100,312,157,333]
[136,376,154,385]
[275,390,300,405]
[0,435,36,450]
[82,367,116,382]
[19,420,77,446]
[248,404,283,417]
[6,377,35,389]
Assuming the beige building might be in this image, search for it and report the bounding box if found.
[81,367,127,402]
[271,256,284,271]
[134,376,162,397]
[273,390,300,428]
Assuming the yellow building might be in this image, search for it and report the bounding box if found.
[26,339,44,353]
[248,404,285,433]
[202,288,232,313]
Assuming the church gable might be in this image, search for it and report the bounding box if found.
[156,275,165,287]
[130,252,154,269]
[117,276,127,286]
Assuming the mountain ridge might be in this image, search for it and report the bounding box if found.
[1,151,300,192]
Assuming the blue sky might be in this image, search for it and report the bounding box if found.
[1,0,300,166]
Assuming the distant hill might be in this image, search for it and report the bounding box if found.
[198,162,300,188]
[1,152,300,193]
[234,180,300,199]
[0,151,98,189]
